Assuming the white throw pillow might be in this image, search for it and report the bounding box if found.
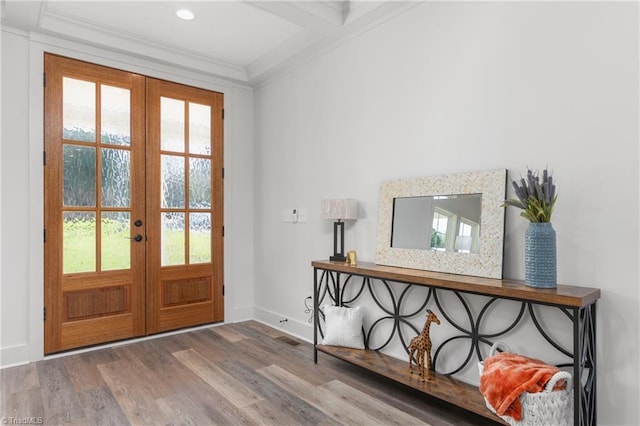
[321,305,365,349]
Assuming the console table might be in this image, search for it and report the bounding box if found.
[312,260,600,426]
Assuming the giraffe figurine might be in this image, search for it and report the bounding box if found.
[408,309,441,381]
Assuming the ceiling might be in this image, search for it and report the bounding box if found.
[1,0,418,86]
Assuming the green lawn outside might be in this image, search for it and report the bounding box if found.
[63,219,211,273]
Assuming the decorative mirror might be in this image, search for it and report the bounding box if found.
[375,169,507,279]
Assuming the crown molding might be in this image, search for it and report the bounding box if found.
[29,31,252,94]
[38,6,248,83]
[4,0,421,88]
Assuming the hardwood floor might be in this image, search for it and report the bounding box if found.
[1,321,498,425]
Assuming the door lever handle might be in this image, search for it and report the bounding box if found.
[128,234,144,242]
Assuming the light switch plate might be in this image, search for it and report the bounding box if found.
[281,208,297,223]
[297,208,308,223]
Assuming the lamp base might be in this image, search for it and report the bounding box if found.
[330,255,347,262]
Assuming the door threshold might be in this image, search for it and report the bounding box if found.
[44,321,227,360]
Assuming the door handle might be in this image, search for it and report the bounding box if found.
[134,219,143,227]
[129,234,144,242]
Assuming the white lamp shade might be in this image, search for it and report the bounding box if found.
[320,199,359,220]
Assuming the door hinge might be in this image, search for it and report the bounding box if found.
[43,229,46,243]
[222,168,225,179]
[222,108,225,120]
[43,72,46,87]
[223,285,225,296]
[43,151,46,166]
[222,226,225,237]
[43,307,46,321]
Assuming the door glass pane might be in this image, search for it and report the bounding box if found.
[63,77,96,142]
[162,212,185,266]
[64,145,96,207]
[102,212,131,271]
[189,102,211,155]
[63,211,96,274]
[101,85,131,146]
[101,148,131,207]
[189,213,211,264]
[161,97,185,152]
[161,155,185,208]
[189,158,211,209]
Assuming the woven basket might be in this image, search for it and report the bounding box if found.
[478,343,573,426]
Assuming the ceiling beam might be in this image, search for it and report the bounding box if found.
[245,1,344,36]
[247,1,420,86]
[1,0,42,29]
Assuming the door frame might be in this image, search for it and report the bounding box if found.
[43,55,225,353]
[21,41,236,363]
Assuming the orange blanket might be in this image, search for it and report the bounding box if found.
[479,352,564,421]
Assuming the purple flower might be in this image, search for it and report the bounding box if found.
[502,167,558,223]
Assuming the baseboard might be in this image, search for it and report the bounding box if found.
[0,343,31,369]
[231,305,254,323]
[252,306,313,343]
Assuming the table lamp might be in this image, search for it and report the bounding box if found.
[321,199,358,262]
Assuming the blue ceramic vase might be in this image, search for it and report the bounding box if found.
[525,222,557,288]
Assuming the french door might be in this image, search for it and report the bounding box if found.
[145,78,224,334]
[44,54,224,353]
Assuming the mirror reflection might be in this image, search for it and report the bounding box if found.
[391,194,482,253]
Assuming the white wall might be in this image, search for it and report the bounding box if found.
[1,29,32,365]
[0,28,256,366]
[2,2,638,424]
[254,3,639,425]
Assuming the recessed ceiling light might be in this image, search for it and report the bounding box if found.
[176,9,194,21]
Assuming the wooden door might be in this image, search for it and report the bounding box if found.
[44,55,224,353]
[145,78,224,333]
[44,54,146,353]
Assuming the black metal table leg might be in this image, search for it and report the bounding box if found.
[313,267,319,364]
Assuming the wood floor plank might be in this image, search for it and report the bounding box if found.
[1,387,45,423]
[37,358,87,424]
[79,385,130,426]
[230,323,350,387]
[145,331,191,355]
[233,337,340,387]
[322,379,428,426]
[172,328,236,364]
[232,334,298,370]
[166,331,306,424]
[1,320,499,426]
[153,355,267,426]
[242,320,286,338]
[125,338,183,373]
[0,362,40,395]
[316,351,495,426]
[63,349,119,392]
[258,363,415,426]
[113,339,210,402]
[210,324,249,342]
[173,348,264,409]
[96,359,167,425]
[241,398,336,426]
[155,392,220,426]
[217,358,339,426]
